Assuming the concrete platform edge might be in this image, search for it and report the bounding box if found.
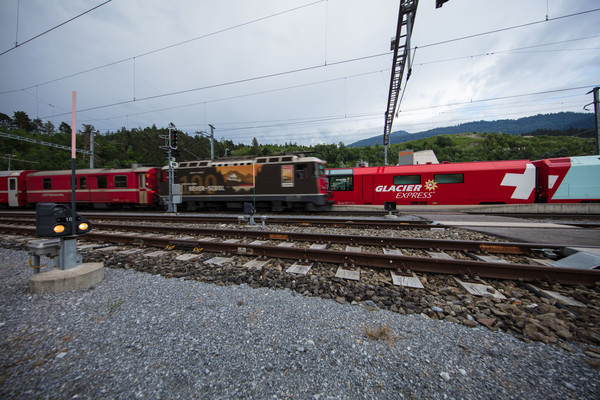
[29,262,105,294]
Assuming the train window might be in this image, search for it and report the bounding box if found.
[198,162,208,166]
[79,177,87,189]
[393,175,420,184]
[434,173,464,184]
[315,163,325,177]
[97,176,108,189]
[268,157,280,163]
[114,175,128,188]
[9,179,16,190]
[256,158,267,163]
[329,175,353,191]
[282,156,293,162]
[43,178,52,190]
[296,165,307,179]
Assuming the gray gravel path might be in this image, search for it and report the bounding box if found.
[1,246,599,399]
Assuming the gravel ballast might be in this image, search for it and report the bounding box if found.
[1,246,600,400]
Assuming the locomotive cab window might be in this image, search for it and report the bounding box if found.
[114,175,127,188]
[434,173,464,184]
[296,165,307,179]
[43,178,52,190]
[393,175,420,184]
[315,163,325,177]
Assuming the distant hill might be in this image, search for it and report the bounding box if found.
[349,112,595,147]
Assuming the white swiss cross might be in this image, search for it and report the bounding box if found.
[500,163,536,200]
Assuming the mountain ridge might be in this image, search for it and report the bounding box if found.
[349,112,595,147]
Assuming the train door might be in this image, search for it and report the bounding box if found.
[78,176,91,202]
[91,175,110,203]
[361,175,374,203]
[8,177,18,207]
[138,173,148,204]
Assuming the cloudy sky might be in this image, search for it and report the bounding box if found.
[1,0,599,146]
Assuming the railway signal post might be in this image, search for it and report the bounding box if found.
[35,203,91,270]
[585,86,600,155]
[29,202,103,295]
[162,126,181,213]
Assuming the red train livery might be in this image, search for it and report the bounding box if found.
[327,156,600,206]
[2,155,598,209]
[0,167,160,208]
[0,170,35,207]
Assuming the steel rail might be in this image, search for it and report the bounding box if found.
[0,213,433,229]
[2,224,599,286]
[93,222,564,255]
[0,218,569,254]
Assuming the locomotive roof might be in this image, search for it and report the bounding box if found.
[174,154,324,169]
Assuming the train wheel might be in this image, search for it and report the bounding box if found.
[271,201,284,212]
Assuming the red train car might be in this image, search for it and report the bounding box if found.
[533,155,600,203]
[327,160,536,206]
[0,170,36,207]
[26,167,160,208]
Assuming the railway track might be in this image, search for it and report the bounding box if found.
[1,218,599,286]
[0,212,432,230]
[2,218,600,346]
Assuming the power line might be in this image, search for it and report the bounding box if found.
[418,8,600,50]
[40,52,390,119]
[1,0,113,57]
[82,69,390,124]
[414,34,600,66]
[0,0,325,94]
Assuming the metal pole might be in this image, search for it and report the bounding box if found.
[209,124,215,160]
[167,127,174,213]
[61,90,79,270]
[593,87,600,155]
[6,154,15,170]
[90,130,94,168]
[71,91,77,235]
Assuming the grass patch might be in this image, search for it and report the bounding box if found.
[362,323,400,345]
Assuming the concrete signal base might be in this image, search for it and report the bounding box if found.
[29,263,105,294]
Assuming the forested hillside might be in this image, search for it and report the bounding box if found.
[1,111,596,171]
[350,112,596,147]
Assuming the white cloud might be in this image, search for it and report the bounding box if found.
[0,0,598,146]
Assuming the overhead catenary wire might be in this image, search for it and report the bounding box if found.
[74,31,600,128]
[0,0,113,57]
[0,0,325,95]
[2,5,597,97]
[2,3,598,146]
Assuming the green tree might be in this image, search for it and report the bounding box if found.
[13,111,33,131]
